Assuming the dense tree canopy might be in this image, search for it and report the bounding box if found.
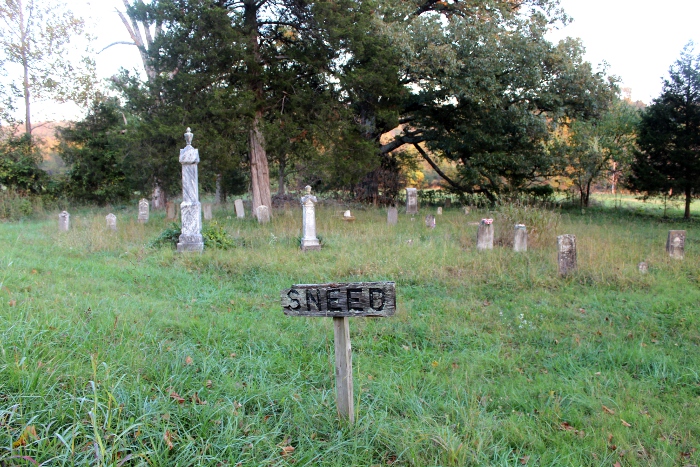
[629,43,700,219]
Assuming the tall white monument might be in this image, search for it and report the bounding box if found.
[177,128,204,252]
[300,185,321,251]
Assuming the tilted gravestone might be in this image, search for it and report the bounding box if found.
[387,206,398,225]
[425,214,436,229]
[281,281,396,423]
[234,199,245,219]
[514,224,527,252]
[203,203,213,221]
[58,211,70,232]
[557,234,577,276]
[256,205,270,224]
[106,213,117,231]
[476,219,494,250]
[138,198,149,223]
[405,188,418,214]
[300,186,321,251]
[666,230,686,259]
[177,128,204,252]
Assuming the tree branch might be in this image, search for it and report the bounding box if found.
[412,143,470,192]
[98,41,137,54]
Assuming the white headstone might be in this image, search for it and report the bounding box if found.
[138,198,149,223]
[203,203,213,220]
[387,206,398,225]
[476,219,494,251]
[300,186,321,251]
[343,210,352,218]
[106,213,117,231]
[405,188,418,214]
[514,224,527,252]
[436,207,442,215]
[177,127,204,252]
[58,211,70,232]
[256,205,270,224]
[666,230,686,259]
[234,199,245,219]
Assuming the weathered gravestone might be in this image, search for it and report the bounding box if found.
[405,188,418,214]
[281,281,396,423]
[476,218,494,251]
[166,202,177,220]
[387,206,398,225]
[203,203,213,221]
[666,230,686,259]
[138,198,149,223]
[177,128,204,252]
[152,184,166,210]
[106,213,117,231]
[234,199,245,219]
[436,207,442,216]
[425,215,436,229]
[58,211,70,232]
[638,261,648,273]
[557,234,577,276]
[444,198,451,209]
[514,224,527,252]
[300,186,321,251]
[256,205,270,224]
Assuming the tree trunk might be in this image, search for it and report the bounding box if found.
[215,173,222,204]
[19,3,31,135]
[244,0,272,217]
[685,185,692,219]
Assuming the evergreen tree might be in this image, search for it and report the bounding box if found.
[629,43,700,219]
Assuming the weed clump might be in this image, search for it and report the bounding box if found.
[495,203,561,247]
[148,221,237,249]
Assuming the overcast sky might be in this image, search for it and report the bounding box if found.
[31,0,700,121]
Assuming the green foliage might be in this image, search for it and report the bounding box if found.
[494,202,562,248]
[202,220,237,250]
[147,222,182,249]
[0,188,34,220]
[57,98,131,205]
[0,133,47,194]
[629,43,700,219]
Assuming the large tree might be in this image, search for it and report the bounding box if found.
[0,0,95,135]
[629,43,700,219]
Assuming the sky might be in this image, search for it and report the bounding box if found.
[22,0,700,121]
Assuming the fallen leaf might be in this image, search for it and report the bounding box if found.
[164,430,175,450]
[602,405,615,415]
[169,390,185,404]
[191,392,207,405]
[431,361,438,367]
[9,300,16,307]
[280,446,295,457]
[613,462,621,467]
[206,380,213,388]
[185,356,193,365]
[520,455,530,464]
[31,269,37,274]
[621,419,632,427]
[12,425,37,448]
[560,422,576,431]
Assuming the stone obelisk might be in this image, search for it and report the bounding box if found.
[177,128,204,252]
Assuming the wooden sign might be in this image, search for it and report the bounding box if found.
[281,281,396,317]
[281,281,396,424]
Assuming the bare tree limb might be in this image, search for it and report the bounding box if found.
[98,41,136,54]
[412,143,470,192]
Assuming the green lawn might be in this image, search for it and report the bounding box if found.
[0,204,698,466]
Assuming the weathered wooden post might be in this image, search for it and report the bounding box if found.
[557,234,577,276]
[666,230,686,259]
[281,281,396,423]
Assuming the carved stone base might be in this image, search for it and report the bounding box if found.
[177,233,204,252]
[301,238,321,251]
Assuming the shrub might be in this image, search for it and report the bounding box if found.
[149,221,237,249]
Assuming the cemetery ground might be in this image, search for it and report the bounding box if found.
[0,203,699,467]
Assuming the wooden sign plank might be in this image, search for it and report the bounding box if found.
[281,281,396,317]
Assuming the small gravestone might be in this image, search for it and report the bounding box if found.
[234,199,245,219]
[436,207,442,216]
[557,234,577,276]
[203,203,213,221]
[138,198,149,223]
[166,202,177,220]
[405,188,418,214]
[666,230,686,259]
[445,198,451,208]
[300,186,321,251]
[476,218,494,250]
[638,261,648,273]
[514,224,527,252]
[463,206,470,215]
[387,206,398,225]
[177,127,204,252]
[425,214,436,229]
[58,211,70,232]
[343,210,355,222]
[256,205,270,224]
[106,213,117,231]
[281,281,396,423]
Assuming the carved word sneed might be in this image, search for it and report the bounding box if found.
[281,282,396,317]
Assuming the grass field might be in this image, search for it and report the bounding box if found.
[0,201,698,466]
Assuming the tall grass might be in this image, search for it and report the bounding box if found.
[0,202,698,466]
